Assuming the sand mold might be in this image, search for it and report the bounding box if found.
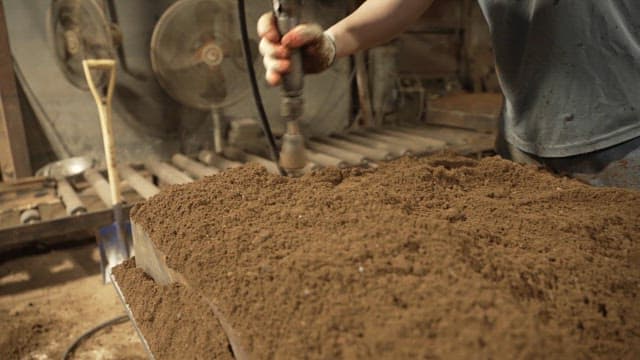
[118,155,640,359]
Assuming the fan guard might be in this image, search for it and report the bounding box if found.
[49,0,115,89]
[150,0,259,110]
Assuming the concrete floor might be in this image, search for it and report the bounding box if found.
[0,242,146,359]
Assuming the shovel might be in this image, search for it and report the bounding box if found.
[83,59,130,282]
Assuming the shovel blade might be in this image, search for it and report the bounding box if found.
[97,221,132,283]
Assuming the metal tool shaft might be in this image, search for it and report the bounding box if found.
[273,0,306,175]
[273,0,304,103]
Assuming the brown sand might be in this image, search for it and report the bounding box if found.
[117,155,640,359]
[112,259,233,359]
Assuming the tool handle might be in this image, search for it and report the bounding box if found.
[273,0,304,96]
[82,59,122,206]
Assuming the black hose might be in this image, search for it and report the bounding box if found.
[62,315,130,360]
[237,0,285,176]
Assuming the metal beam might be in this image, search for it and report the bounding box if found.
[0,205,132,252]
[0,0,31,180]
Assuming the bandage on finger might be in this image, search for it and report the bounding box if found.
[257,12,280,43]
[259,38,289,59]
[263,57,290,74]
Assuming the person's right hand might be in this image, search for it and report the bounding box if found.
[257,12,336,86]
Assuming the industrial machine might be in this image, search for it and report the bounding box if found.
[0,2,502,357]
[150,0,258,154]
[0,0,501,252]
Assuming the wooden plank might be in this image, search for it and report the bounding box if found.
[0,205,132,252]
[0,188,58,213]
[0,176,49,193]
[0,0,31,180]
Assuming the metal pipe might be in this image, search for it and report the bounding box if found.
[57,178,86,215]
[212,110,225,155]
[84,168,113,207]
[118,164,160,200]
[307,141,368,166]
[198,150,242,170]
[375,129,447,148]
[145,159,193,185]
[354,132,425,154]
[243,152,281,175]
[317,137,393,161]
[305,149,348,168]
[335,133,411,157]
[171,154,219,179]
[393,126,461,144]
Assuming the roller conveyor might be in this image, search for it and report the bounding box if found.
[0,123,495,251]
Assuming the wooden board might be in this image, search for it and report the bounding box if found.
[0,0,31,180]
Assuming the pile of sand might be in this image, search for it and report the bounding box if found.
[115,155,640,359]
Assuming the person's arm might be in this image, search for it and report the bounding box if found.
[327,0,434,58]
[258,0,434,85]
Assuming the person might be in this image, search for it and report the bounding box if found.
[257,0,640,189]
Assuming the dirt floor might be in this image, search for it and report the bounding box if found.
[0,243,146,359]
[115,154,640,359]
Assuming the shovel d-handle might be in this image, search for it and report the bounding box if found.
[82,59,122,206]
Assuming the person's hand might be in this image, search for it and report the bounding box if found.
[257,12,336,86]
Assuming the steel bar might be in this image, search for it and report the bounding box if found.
[144,159,193,185]
[57,178,86,215]
[318,137,393,161]
[171,154,219,179]
[305,149,348,168]
[307,141,368,166]
[198,150,242,170]
[335,133,411,157]
[118,164,160,200]
[84,168,113,207]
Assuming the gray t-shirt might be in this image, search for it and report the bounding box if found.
[478,0,640,157]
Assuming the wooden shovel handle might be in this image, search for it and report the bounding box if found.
[82,59,121,205]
